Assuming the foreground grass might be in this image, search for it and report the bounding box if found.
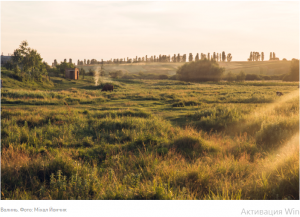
[1,72,299,200]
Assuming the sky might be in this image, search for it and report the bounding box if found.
[1,1,299,65]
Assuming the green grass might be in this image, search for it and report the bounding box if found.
[1,68,299,200]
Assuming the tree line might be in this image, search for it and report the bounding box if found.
[68,51,233,66]
[247,52,281,61]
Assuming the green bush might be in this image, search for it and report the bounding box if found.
[245,74,262,81]
[169,75,178,80]
[176,59,225,82]
[236,71,246,82]
[226,72,236,82]
[109,70,123,79]
[158,74,169,79]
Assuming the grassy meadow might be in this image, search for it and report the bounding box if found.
[1,63,299,200]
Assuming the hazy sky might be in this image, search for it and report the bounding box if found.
[1,1,299,64]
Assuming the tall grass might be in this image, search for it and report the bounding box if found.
[1,72,298,200]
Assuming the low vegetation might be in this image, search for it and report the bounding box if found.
[1,66,299,200]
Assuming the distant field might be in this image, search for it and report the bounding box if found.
[77,61,291,76]
[78,62,183,76]
[218,61,291,75]
[1,69,299,200]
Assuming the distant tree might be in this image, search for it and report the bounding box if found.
[208,53,210,61]
[213,52,216,61]
[43,61,51,74]
[109,70,123,79]
[257,52,261,61]
[248,52,253,61]
[261,52,264,61]
[253,52,260,61]
[177,54,180,62]
[182,54,187,62]
[227,53,232,62]
[222,51,226,62]
[11,40,47,79]
[173,54,177,62]
[282,58,287,61]
[91,59,97,64]
[195,53,199,61]
[177,59,224,82]
[56,61,75,77]
[189,53,193,62]
[270,52,272,60]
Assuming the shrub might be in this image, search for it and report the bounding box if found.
[236,71,246,82]
[158,74,169,79]
[109,70,123,79]
[169,75,178,80]
[261,75,271,80]
[176,59,225,82]
[88,69,96,76]
[226,71,236,82]
[245,74,262,81]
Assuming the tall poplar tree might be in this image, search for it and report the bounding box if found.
[222,51,226,62]
[189,53,193,62]
[195,53,199,61]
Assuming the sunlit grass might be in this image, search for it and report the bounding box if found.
[1,71,299,200]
